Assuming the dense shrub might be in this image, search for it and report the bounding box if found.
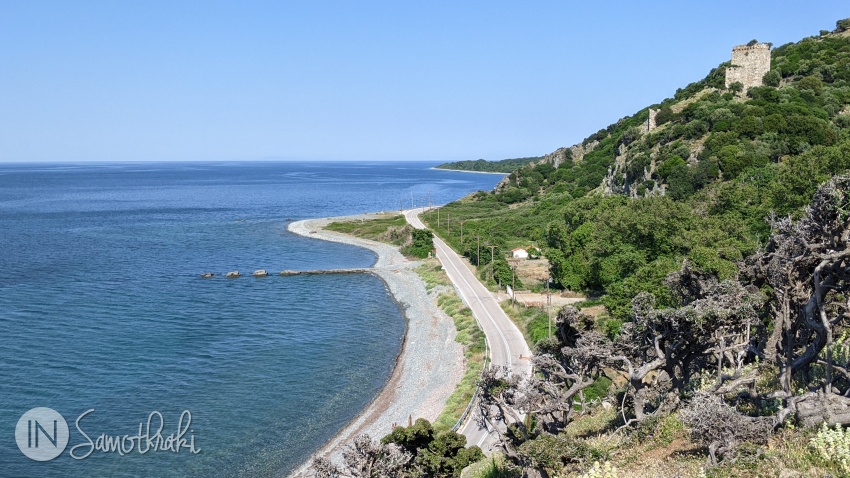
[403,229,434,258]
[763,70,781,87]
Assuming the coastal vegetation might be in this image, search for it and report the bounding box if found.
[320,20,850,477]
[501,301,552,346]
[428,20,850,477]
[425,25,850,327]
[436,157,543,174]
[459,175,850,477]
[420,206,523,289]
[325,214,408,244]
[326,214,434,259]
[313,419,483,478]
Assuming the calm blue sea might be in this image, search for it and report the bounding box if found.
[0,161,503,477]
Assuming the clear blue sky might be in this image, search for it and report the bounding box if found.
[1,2,847,162]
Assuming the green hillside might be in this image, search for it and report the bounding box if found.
[425,28,850,320]
[415,21,850,477]
[435,156,543,173]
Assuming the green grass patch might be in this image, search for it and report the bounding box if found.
[325,214,410,245]
[463,453,522,478]
[633,413,684,449]
[501,301,553,346]
[415,260,449,291]
[574,298,604,309]
[583,376,612,403]
[561,407,620,440]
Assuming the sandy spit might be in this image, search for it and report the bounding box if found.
[287,213,465,477]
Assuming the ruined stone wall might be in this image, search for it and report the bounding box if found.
[725,43,771,91]
[642,108,658,133]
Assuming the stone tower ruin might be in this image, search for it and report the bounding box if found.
[725,43,771,91]
[644,108,658,133]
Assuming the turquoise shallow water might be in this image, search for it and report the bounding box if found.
[0,161,503,477]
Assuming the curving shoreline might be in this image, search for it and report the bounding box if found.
[430,167,509,175]
[287,213,465,477]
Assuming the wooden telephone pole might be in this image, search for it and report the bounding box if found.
[488,245,497,282]
[547,277,553,337]
[511,262,516,305]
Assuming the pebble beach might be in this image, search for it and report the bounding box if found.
[287,213,465,476]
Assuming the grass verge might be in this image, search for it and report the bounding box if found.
[501,301,552,348]
[415,260,487,432]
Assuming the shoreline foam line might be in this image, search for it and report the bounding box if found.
[286,213,465,477]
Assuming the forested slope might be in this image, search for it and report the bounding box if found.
[416,21,850,477]
[425,27,850,323]
[315,20,850,478]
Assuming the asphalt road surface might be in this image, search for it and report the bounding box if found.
[404,208,532,451]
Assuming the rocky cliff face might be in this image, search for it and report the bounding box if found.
[543,147,570,168]
[568,141,598,164]
[495,141,600,192]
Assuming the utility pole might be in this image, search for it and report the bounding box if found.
[460,221,464,244]
[447,213,450,234]
[437,207,440,227]
[488,245,497,282]
[511,262,516,305]
[547,277,553,337]
[477,236,480,268]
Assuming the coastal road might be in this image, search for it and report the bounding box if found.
[403,208,532,451]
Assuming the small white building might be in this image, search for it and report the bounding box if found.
[511,247,529,260]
